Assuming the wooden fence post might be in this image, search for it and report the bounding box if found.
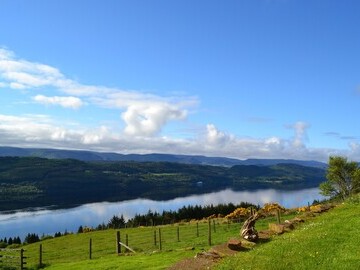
[89,238,92,259]
[158,228,162,251]
[20,249,25,270]
[125,234,129,253]
[39,244,43,267]
[116,231,121,254]
[196,222,199,237]
[276,209,281,224]
[213,219,216,233]
[208,219,212,246]
[154,230,157,246]
[177,226,180,242]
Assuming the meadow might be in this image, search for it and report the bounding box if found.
[216,196,360,270]
[2,213,294,269]
[2,197,359,270]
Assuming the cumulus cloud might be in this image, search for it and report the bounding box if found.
[206,124,231,146]
[0,113,358,162]
[285,121,309,148]
[0,114,116,149]
[33,95,84,109]
[122,104,187,136]
[0,48,194,136]
[91,91,195,136]
[1,48,359,162]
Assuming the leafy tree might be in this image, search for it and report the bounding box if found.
[320,156,360,200]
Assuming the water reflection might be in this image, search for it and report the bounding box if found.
[0,188,323,240]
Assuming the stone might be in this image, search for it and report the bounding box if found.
[269,223,285,234]
[283,222,295,231]
[227,239,242,251]
[291,217,305,223]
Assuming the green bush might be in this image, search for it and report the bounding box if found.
[346,193,360,205]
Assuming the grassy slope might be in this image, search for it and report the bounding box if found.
[216,199,360,270]
[8,201,360,270]
[20,215,293,270]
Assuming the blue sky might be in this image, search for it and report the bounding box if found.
[0,0,359,162]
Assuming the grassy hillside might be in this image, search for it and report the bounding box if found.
[6,214,295,270]
[0,157,325,211]
[216,196,360,270]
[2,198,359,269]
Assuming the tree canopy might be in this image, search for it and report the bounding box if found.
[320,156,360,200]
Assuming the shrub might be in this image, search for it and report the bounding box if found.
[262,203,286,214]
[225,207,250,219]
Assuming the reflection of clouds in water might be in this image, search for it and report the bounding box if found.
[0,188,323,240]
[0,209,52,222]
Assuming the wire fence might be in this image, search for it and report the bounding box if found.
[24,218,244,268]
[0,248,27,270]
[116,218,243,253]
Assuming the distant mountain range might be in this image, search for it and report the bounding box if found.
[0,146,327,168]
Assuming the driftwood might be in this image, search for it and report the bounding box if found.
[240,212,261,241]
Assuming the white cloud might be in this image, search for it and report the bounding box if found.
[292,121,309,147]
[0,48,358,162]
[206,124,231,146]
[33,95,84,109]
[122,104,187,136]
[0,48,194,136]
[0,113,358,162]
[0,114,116,148]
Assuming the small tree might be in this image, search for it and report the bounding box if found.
[320,156,360,200]
[77,225,83,233]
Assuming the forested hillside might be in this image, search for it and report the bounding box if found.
[0,157,326,211]
[0,146,327,168]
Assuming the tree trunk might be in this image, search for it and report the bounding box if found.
[240,212,261,241]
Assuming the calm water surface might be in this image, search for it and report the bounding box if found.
[0,188,323,240]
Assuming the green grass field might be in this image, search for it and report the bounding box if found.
[1,214,292,270]
[2,199,359,270]
[216,197,360,270]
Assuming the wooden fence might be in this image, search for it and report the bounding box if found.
[114,218,242,254]
[0,248,27,270]
[15,218,244,268]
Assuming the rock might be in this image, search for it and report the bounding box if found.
[195,251,221,260]
[291,217,305,223]
[269,223,285,234]
[283,222,295,231]
[227,239,242,251]
[258,230,275,239]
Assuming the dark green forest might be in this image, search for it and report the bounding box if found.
[0,157,326,211]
